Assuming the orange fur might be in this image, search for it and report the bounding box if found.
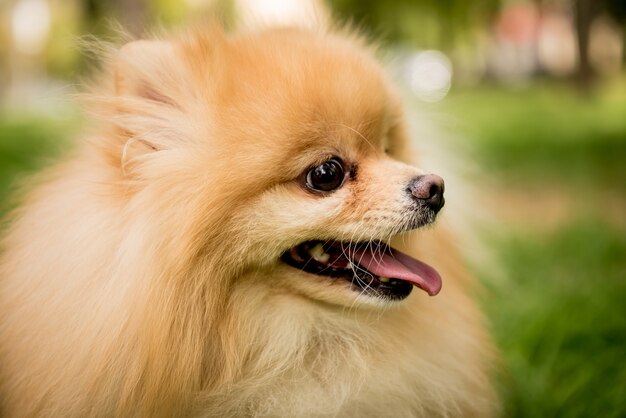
[0,24,497,417]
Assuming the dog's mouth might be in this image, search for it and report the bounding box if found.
[280,240,442,300]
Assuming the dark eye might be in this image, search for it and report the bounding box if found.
[305,158,346,192]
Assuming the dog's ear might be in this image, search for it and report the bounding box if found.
[103,30,225,175]
[109,39,194,171]
[114,40,180,107]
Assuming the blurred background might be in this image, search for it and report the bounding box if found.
[0,0,624,416]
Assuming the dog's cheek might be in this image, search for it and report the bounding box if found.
[231,186,348,259]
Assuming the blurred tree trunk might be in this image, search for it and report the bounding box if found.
[573,0,599,89]
[603,0,626,65]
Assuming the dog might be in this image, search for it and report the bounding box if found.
[0,24,497,417]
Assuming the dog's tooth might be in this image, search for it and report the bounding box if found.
[379,277,390,283]
[309,243,330,263]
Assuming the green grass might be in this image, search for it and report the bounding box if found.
[0,115,75,215]
[482,222,626,417]
[440,80,626,190]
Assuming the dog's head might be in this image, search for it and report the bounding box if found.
[105,26,444,309]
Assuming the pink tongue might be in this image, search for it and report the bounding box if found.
[349,246,442,296]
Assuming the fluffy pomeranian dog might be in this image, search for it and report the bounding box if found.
[0,24,497,417]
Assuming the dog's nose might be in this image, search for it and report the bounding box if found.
[408,174,445,213]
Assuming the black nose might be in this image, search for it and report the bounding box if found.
[408,174,445,213]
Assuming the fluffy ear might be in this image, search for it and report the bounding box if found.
[104,30,225,175]
[107,40,197,175]
[114,40,180,106]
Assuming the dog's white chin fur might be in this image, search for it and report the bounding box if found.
[0,25,497,417]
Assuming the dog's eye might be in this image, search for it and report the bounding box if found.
[306,158,346,192]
